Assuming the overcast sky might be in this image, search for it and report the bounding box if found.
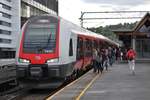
[59,0,150,27]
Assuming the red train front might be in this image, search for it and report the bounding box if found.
[16,15,62,86]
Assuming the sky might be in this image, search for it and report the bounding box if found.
[58,0,150,28]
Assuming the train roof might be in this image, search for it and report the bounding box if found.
[72,29,119,46]
[72,30,105,39]
[59,16,119,46]
[28,14,119,46]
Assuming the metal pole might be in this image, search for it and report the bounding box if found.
[80,11,84,27]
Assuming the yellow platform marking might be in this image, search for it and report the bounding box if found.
[75,74,100,100]
[46,70,93,100]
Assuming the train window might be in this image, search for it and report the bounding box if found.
[77,37,83,59]
[94,40,98,49]
[23,16,58,53]
[85,39,91,57]
[99,40,102,49]
[89,40,92,56]
[69,39,73,56]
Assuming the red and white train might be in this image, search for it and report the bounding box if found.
[16,14,118,88]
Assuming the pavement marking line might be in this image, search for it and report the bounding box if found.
[75,74,100,100]
[46,70,93,100]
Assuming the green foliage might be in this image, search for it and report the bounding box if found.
[87,22,137,40]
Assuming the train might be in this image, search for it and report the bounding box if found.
[16,14,119,88]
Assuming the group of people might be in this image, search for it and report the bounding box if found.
[92,47,116,74]
[92,46,136,75]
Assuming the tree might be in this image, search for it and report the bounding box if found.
[87,22,137,40]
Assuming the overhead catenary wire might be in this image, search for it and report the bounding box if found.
[80,11,150,27]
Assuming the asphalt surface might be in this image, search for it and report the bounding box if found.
[81,63,150,100]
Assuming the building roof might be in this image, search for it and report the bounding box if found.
[113,12,150,36]
[133,13,150,32]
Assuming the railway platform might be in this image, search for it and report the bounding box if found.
[46,62,150,100]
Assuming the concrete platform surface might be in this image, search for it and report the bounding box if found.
[81,63,150,100]
[47,69,97,100]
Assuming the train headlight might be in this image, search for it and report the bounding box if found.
[46,58,58,63]
[18,58,30,63]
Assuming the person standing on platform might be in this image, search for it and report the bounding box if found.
[126,47,136,75]
[92,48,98,73]
[116,47,121,61]
[120,51,123,61]
[108,47,113,66]
[112,47,116,64]
[102,48,109,71]
[96,49,103,73]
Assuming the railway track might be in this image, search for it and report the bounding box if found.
[1,68,91,100]
[9,78,76,100]
[1,81,72,100]
[10,89,54,100]
[1,85,32,100]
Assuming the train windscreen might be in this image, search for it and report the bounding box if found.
[23,16,58,54]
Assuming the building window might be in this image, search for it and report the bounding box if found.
[0,38,11,44]
[33,0,58,13]
[0,50,15,59]
[30,6,47,16]
[21,2,28,17]
[2,4,11,10]
[0,21,11,27]
[2,13,11,19]
[0,29,11,35]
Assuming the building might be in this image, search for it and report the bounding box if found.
[0,0,20,58]
[113,13,150,59]
[21,0,58,26]
[0,0,58,58]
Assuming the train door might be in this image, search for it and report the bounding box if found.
[64,34,77,76]
[74,37,84,70]
[83,39,93,68]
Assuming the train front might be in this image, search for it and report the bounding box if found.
[16,15,60,86]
